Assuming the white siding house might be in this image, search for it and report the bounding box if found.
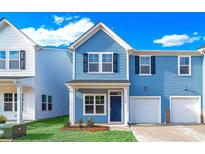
[0,18,72,122]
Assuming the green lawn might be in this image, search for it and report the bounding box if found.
[14,116,136,142]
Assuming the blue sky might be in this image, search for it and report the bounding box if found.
[0,12,205,50]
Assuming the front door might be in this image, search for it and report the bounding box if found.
[110,92,122,122]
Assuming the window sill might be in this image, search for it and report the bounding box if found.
[0,69,22,72]
[83,114,106,116]
[86,72,114,74]
[138,74,152,76]
[178,74,191,77]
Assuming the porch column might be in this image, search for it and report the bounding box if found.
[124,87,129,125]
[69,87,75,125]
[17,84,23,124]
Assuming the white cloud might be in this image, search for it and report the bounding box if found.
[153,34,201,47]
[21,17,94,47]
[193,32,198,35]
[53,15,65,25]
[53,15,80,25]
[65,16,80,21]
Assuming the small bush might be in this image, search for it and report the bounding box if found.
[86,117,94,128]
[78,118,83,128]
[64,119,71,127]
[0,115,7,124]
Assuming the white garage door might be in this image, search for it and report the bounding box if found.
[170,96,201,123]
[130,96,161,124]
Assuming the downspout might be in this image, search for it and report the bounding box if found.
[199,48,205,123]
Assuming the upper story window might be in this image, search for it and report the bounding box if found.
[88,53,99,72]
[9,51,20,69]
[102,54,113,72]
[178,56,191,76]
[139,56,151,75]
[88,52,113,73]
[0,50,25,71]
[0,51,6,69]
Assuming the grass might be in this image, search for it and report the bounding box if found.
[14,116,136,142]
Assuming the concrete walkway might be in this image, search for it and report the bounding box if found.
[131,125,205,142]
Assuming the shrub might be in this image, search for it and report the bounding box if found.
[0,115,7,124]
[64,119,71,127]
[78,118,83,128]
[86,117,94,128]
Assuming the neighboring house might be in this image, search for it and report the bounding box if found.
[0,18,72,123]
[66,22,204,125]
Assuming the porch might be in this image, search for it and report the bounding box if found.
[66,80,130,125]
[0,78,35,123]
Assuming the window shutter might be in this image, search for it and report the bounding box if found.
[135,56,139,74]
[151,56,156,74]
[20,50,26,70]
[113,53,118,73]
[83,53,88,72]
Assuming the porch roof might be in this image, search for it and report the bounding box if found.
[66,80,130,89]
[67,80,129,84]
[0,76,32,79]
[0,77,34,87]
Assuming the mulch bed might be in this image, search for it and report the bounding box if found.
[61,125,109,132]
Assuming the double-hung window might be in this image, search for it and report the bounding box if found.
[178,56,191,76]
[84,94,106,115]
[9,51,20,69]
[88,54,99,72]
[42,94,47,111]
[102,54,113,72]
[0,51,6,69]
[48,96,53,111]
[4,93,24,112]
[88,52,113,73]
[4,93,13,112]
[139,56,151,75]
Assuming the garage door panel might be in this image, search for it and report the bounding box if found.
[130,97,161,124]
[170,97,200,123]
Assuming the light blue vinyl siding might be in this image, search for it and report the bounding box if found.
[75,89,108,123]
[129,55,203,122]
[75,89,124,123]
[75,30,127,80]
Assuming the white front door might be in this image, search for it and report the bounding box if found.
[170,96,201,123]
[130,96,161,124]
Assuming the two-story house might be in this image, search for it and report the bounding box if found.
[66,22,203,125]
[0,18,72,123]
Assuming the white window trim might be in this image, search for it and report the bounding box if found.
[178,55,191,76]
[102,53,113,73]
[0,50,21,71]
[9,50,20,70]
[87,52,113,73]
[88,53,100,73]
[4,93,17,112]
[139,55,152,75]
[0,51,6,70]
[83,94,106,116]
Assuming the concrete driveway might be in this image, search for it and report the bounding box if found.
[131,125,205,142]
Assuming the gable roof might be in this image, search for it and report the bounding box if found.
[130,49,202,56]
[0,18,38,47]
[69,22,133,51]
